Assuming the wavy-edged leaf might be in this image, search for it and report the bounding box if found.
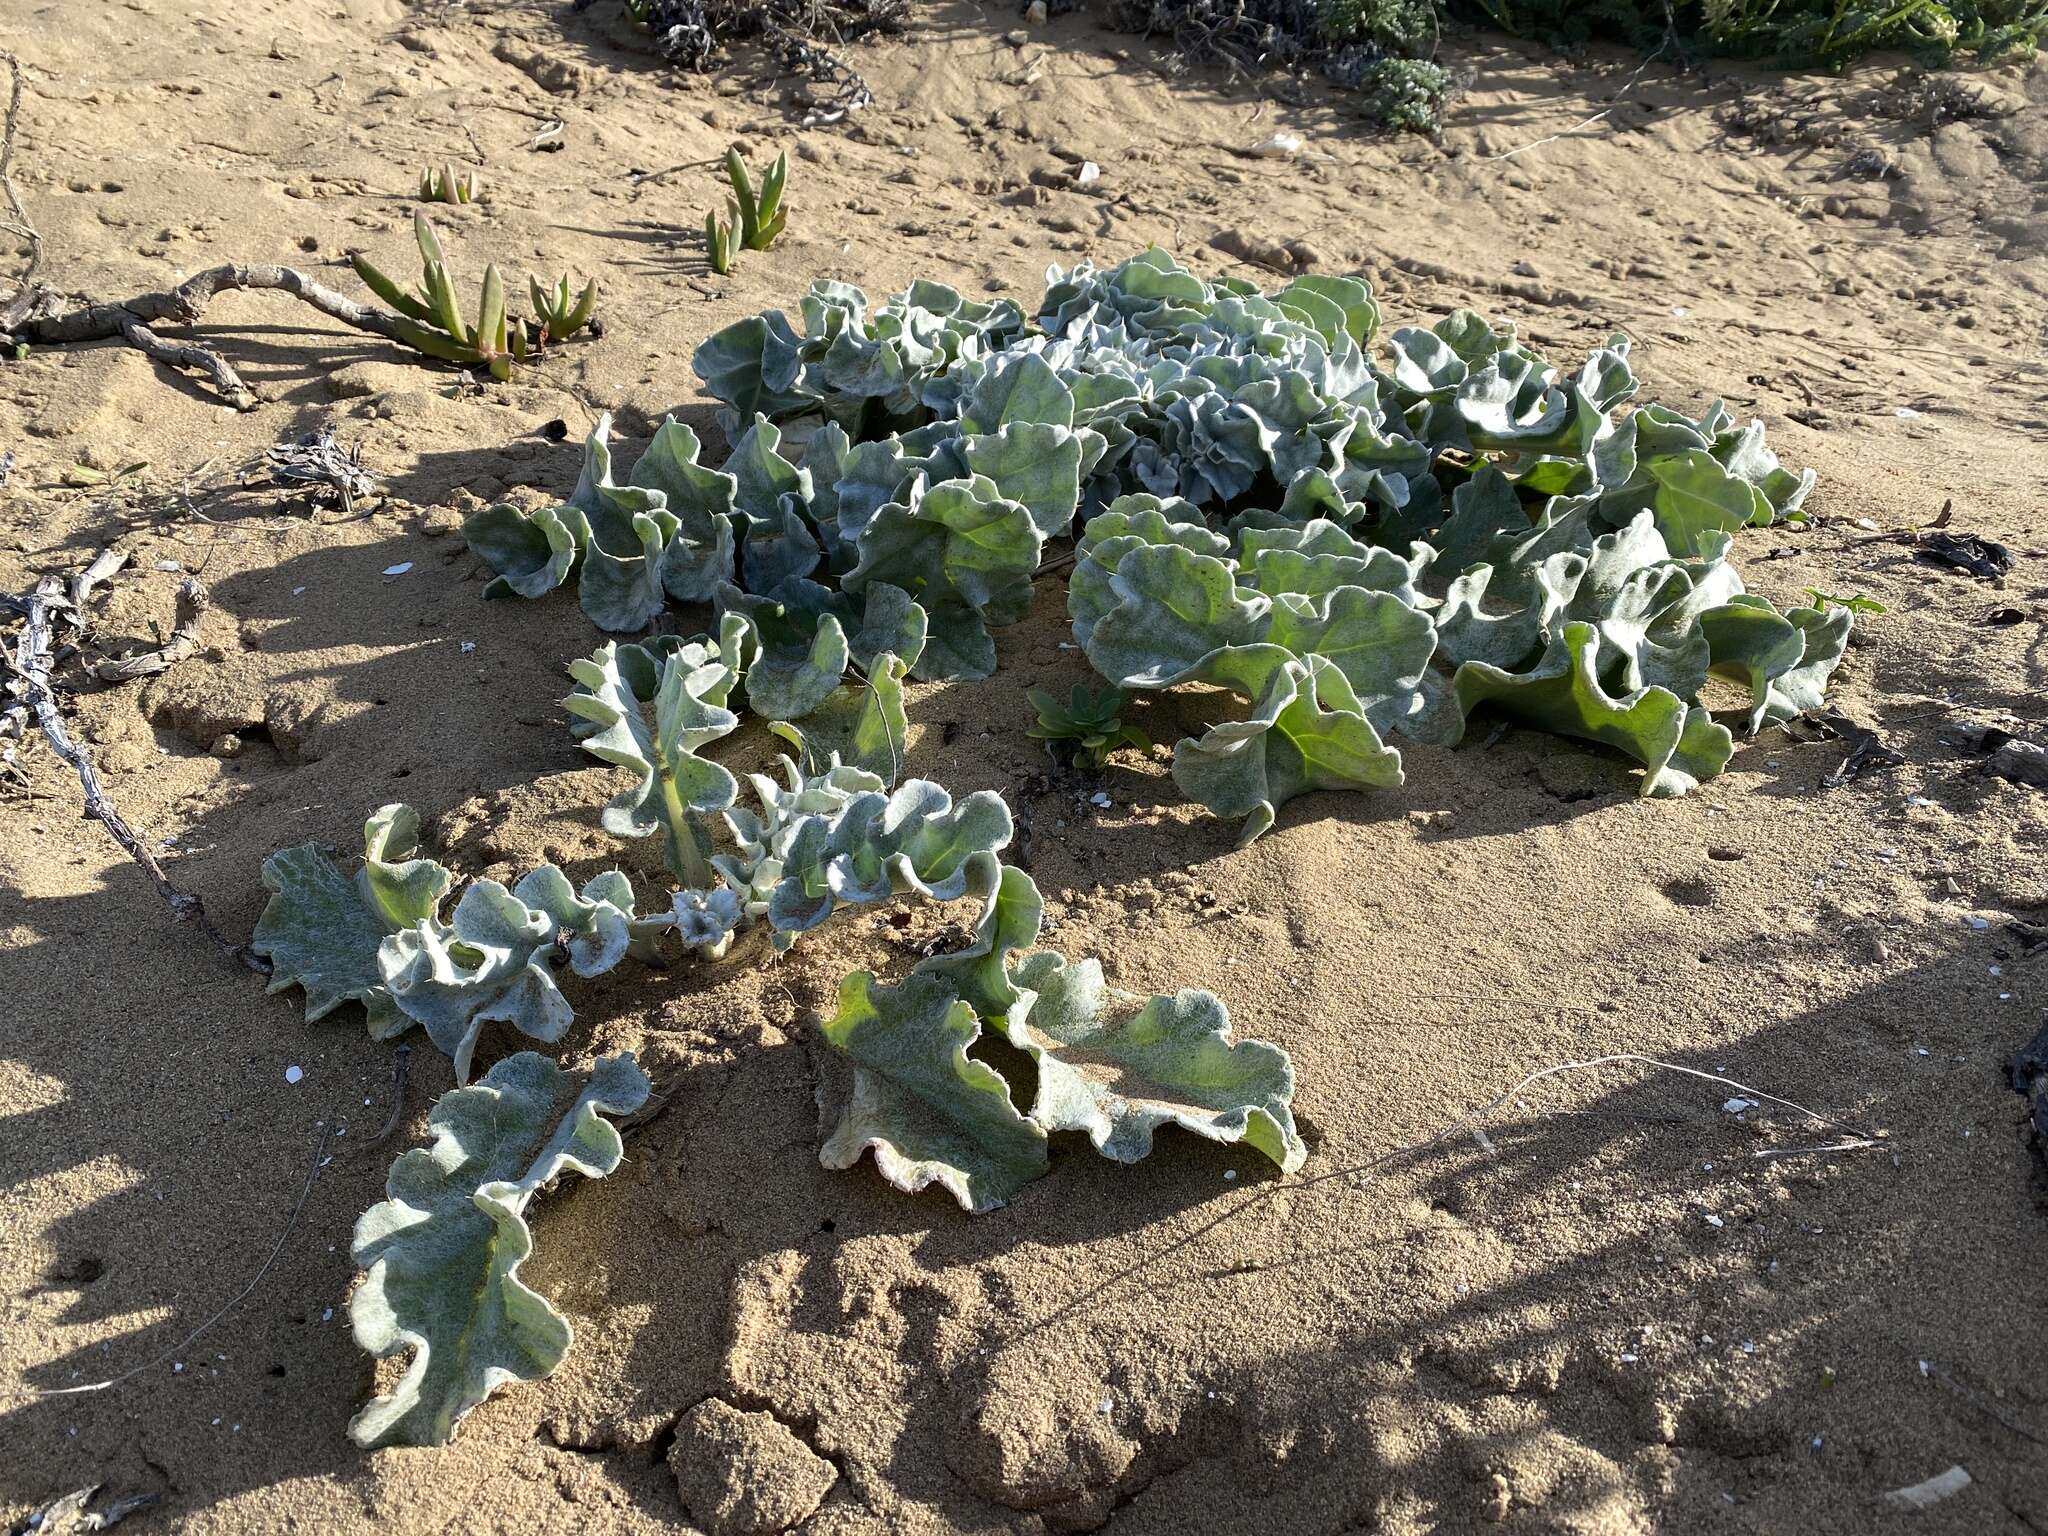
[818,971,1048,1215]
[562,641,738,887]
[348,1052,650,1447]
[1005,951,1305,1172]
[1453,621,1735,797]
[1172,649,1405,845]
[253,804,453,1039]
[764,779,1011,946]
[845,475,1041,682]
[253,844,409,1037]
[791,651,912,779]
[378,867,637,1082]
[465,500,580,601]
[631,416,739,602]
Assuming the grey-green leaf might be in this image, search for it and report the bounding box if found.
[818,971,1049,1214]
[1006,951,1305,1173]
[348,1052,650,1448]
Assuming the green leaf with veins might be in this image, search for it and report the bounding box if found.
[1005,951,1306,1172]
[818,970,1048,1215]
[348,1052,649,1448]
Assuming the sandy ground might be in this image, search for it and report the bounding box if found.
[3,2,2047,1531]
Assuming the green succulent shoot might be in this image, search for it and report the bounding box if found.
[724,146,789,253]
[1026,684,1150,769]
[419,162,479,205]
[351,215,593,378]
[705,208,735,276]
[528,271,599,346]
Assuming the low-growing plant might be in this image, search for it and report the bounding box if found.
[705,207,735,275]
[350,215,596,379]
[725,146,789,252]
[252,243,1878,1456]
[1806,588,1887,615]
[1027,684,1150,769]
[529,271,599,345]
[418,162,479,205]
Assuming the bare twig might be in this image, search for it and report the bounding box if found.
[4,560,266,972]
[351,1043,415,1156]
[0,49,42,327]
[91,576,208,682]
[1925,1360,2047,1447]
[15,1121,331,1402]
[4,263,421,411]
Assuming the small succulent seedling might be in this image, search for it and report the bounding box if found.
[528,271,599,345]
[351,215,593,378]
[1805,589,1887,616]
[724,146,788,253]
[1027,685,1149,769]
[704,209,735,275]
[419,162,479,205]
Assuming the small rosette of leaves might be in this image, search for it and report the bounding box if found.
[1027,684,1150,769]
[819,867,1307,1213]
[348,1051,649,1448]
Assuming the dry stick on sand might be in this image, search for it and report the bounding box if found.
[4,264,422,411]
[4,557,268,973]
[0,58,415,409]
[90,576,208,682]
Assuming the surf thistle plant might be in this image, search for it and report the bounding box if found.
[418,162,479,205]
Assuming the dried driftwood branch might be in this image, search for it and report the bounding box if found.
[5,264,417,411]
[4,558,267,972]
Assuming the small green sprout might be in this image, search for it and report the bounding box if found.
[528,272,599,345]
[418,162,479,205]
[705,209,735,275]
[1806,589,1887,616]
[1027,685,1150,769]
[351,215,593,379]
[724,147,788,253]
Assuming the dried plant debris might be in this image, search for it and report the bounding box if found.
[1913,528,2014,580]
[1814,708,1905,787]
[246,427,375,513]
[1944,718,2048,788]
[611,0,909,120]
[12,1485,159,1534]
